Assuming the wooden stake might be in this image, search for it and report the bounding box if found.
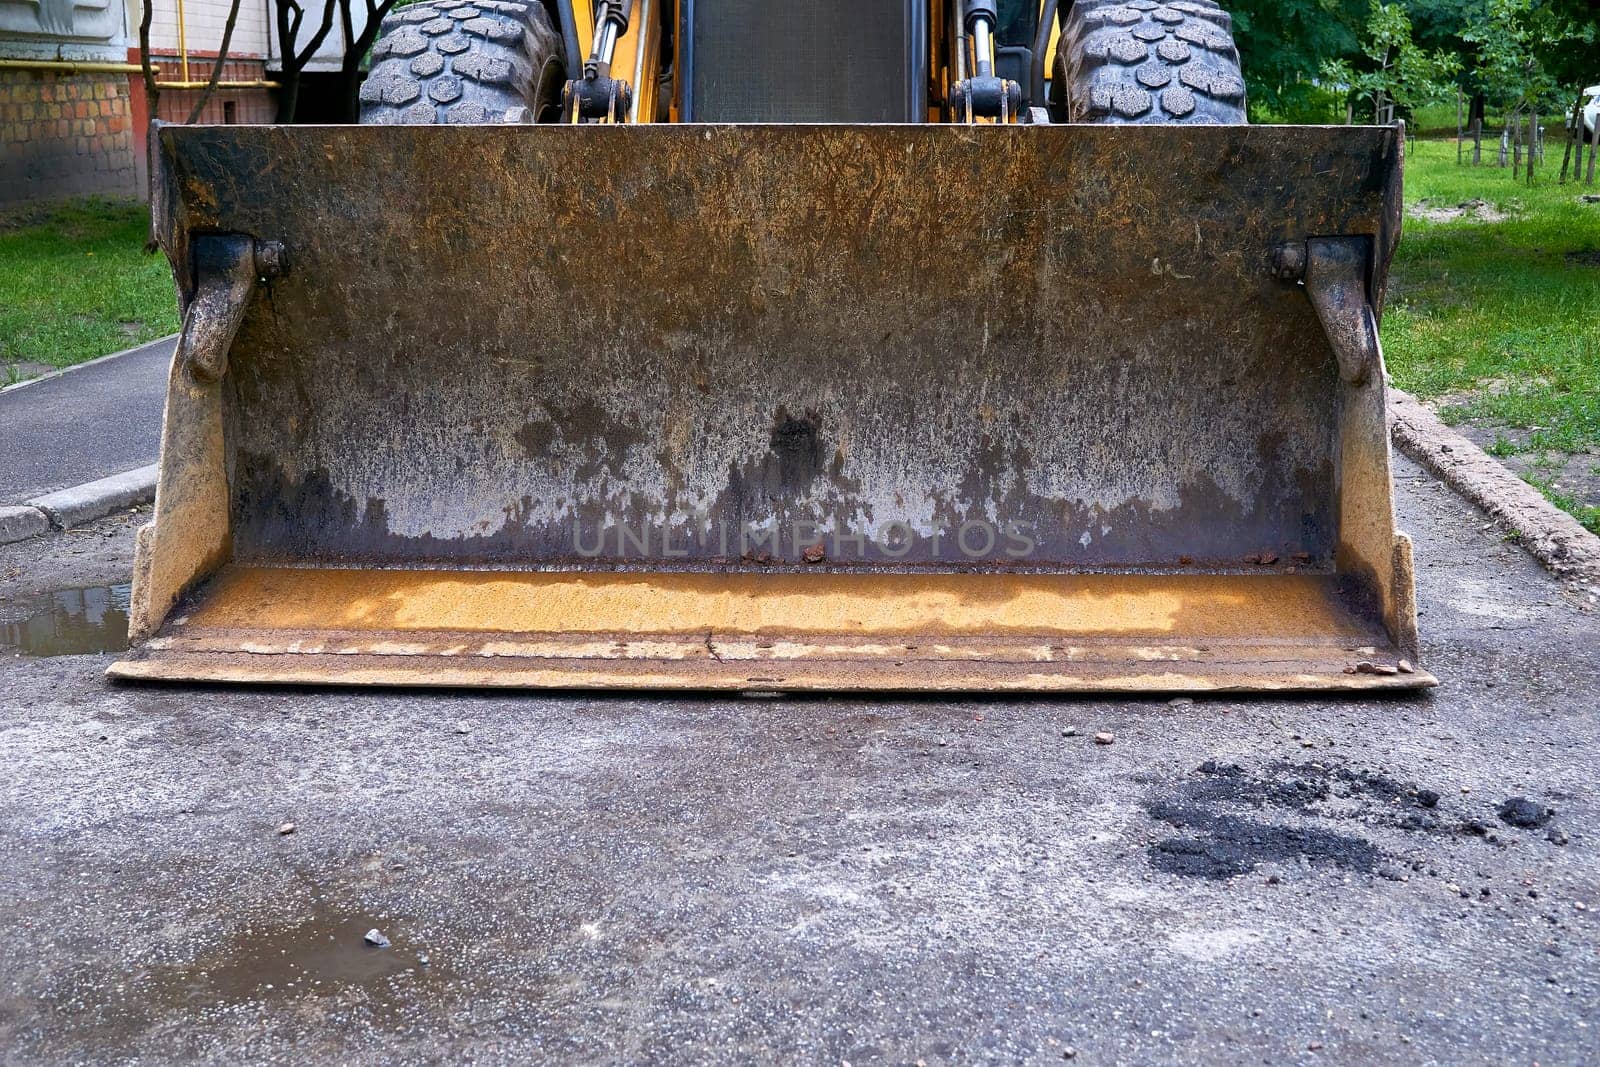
[1528,111,1537,184]
[1457,88,1464,164]
[1560,93,1582,183]
[1512,110,1522,179]
[1580,115,1593,185]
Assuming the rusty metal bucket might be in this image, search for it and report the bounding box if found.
[110,121,1433,692]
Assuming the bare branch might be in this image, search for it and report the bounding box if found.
[186,0,246,123]
[274,0,339,121]
[138,0,160,121]
[298,0,339,65]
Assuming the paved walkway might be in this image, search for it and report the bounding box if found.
[1,456,1597,1064]
[0,337,173,505]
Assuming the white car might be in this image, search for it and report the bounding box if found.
[1569,85,1600,138]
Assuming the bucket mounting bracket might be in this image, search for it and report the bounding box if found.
[1275,235,1381,387]
[178,234,284,384]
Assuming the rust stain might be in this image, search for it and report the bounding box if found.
[178,566,1379,641]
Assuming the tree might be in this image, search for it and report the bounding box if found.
[274,0,339,121]
[1404,0,1491,136]
[1465,0,1593,113]
[1531,0,1600,90]
[187,0,247,123]
[1463,0,1591,176]
[269,0,412,122]
[1321,1,1461,124]
[334,0,405,123]
[1228,0,1366,120]
[136,0,246,125]
[137,0,160,127]
[1404,0,1491,54]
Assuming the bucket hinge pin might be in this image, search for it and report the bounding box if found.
[953,0,1022,123]
[564,1,633,123]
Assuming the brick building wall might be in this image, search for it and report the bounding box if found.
[0,69,138,205]
[0,0,366,207]
[148,56,275,125]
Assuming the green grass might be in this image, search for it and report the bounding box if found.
[1523,473,1600,533]
[0,199,179,374]
[1383,139,1600,530]
[1405,102,1569,139]
[1407,102,1512,138]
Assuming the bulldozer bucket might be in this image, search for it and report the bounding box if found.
[111,121,1433,693]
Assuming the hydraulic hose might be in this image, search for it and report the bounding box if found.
[1031,0,1061,111]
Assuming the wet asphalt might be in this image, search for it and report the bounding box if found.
[0,458,1596,1064]
[0,337,172,505]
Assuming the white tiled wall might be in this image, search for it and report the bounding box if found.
[139,0,273,60]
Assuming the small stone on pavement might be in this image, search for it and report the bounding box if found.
[1498,796,1553,829]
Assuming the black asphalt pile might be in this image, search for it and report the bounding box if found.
[1147,759,1574,883]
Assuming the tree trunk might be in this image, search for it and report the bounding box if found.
[335,0,361,124]
[1469,94,1486,165]
[187,0,245,123]
[334,0,402,123]
[276,71,301,123]
[138,0,160,124]
[333,66,362,124]
[273,0,337,123]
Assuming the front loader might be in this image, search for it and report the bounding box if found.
[111,0,1434,693]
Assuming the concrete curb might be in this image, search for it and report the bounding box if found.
[0,505,51,543]
[1389,388,1600,586]
[0,464,158,547]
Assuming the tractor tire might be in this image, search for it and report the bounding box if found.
[1054,0,1247,125]
[359,0,565,125]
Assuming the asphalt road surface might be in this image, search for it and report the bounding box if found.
[0,337,172,505]
[0,457,1596,1064]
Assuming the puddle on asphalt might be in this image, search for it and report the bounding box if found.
[56,910,450,1047]
[0,583,131,655]
[147,913,435,1008]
